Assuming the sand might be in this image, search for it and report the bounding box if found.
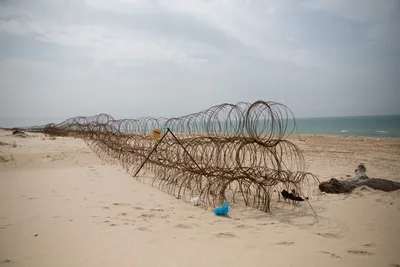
[0,130,399,267]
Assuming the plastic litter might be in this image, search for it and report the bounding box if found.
[213,201,229,216]
[190,196,201,206]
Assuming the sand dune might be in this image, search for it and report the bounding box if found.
[0,130,399,267]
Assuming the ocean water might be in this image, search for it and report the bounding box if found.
[165,115,400,138]
[292,115,400,138]
[154,115,400,138]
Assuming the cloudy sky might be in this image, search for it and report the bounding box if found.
[0,0,399,126]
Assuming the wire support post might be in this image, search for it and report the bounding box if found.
[133,128,203,177]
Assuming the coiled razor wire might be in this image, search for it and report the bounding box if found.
[27,100,318,212]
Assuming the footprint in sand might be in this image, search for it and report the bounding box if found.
[316,232,342,239]
[347,250,373,256]
[214,232,236,238]
[235,224,253,229]
[109,223,118,227]
[113,203,131,207]
[0,224,11,230]
[1,259,12,264]
[150,208,164,212]
[140,213,155,219]
[132,206,144,211]
[137,226,150,231]
[257,222,275,226]
[320,251,340,258]
[275,241,295,245]
[375,198,394,206]
[122,217,135,222]
[362,243,376,247]
[174,224,192,229]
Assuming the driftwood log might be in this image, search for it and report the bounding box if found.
[319,177,400,194]
[319,163,400,194]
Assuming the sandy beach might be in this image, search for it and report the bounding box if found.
[1,130,399,267]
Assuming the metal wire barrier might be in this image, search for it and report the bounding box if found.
[27,100,318,212]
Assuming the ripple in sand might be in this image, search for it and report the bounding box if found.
[140,213,155,219]
[275,241,294,245]
[347,250,373,256]
[235,224,253,229]
[0,224,11,230]
[150,208,164,212]
[320,251,340,259]
[362,243,376,247]
[174,224,192,229]
[315,232,343,239]
[113,203,131,207]
[214,232,236,238]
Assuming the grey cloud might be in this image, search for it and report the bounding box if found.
[0,0,398,127]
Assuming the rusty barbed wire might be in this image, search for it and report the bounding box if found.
[27,100,318,212]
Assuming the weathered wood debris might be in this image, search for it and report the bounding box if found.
[319,164,400,194]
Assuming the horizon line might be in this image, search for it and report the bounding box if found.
[295,113,400,120]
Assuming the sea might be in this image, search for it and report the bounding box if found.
[292,115,400,138]
[1,115,400,138]
[168,115,400,138]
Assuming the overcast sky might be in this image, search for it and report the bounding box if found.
[0,0,399,127]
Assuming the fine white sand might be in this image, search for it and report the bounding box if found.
[0,130,399,267]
